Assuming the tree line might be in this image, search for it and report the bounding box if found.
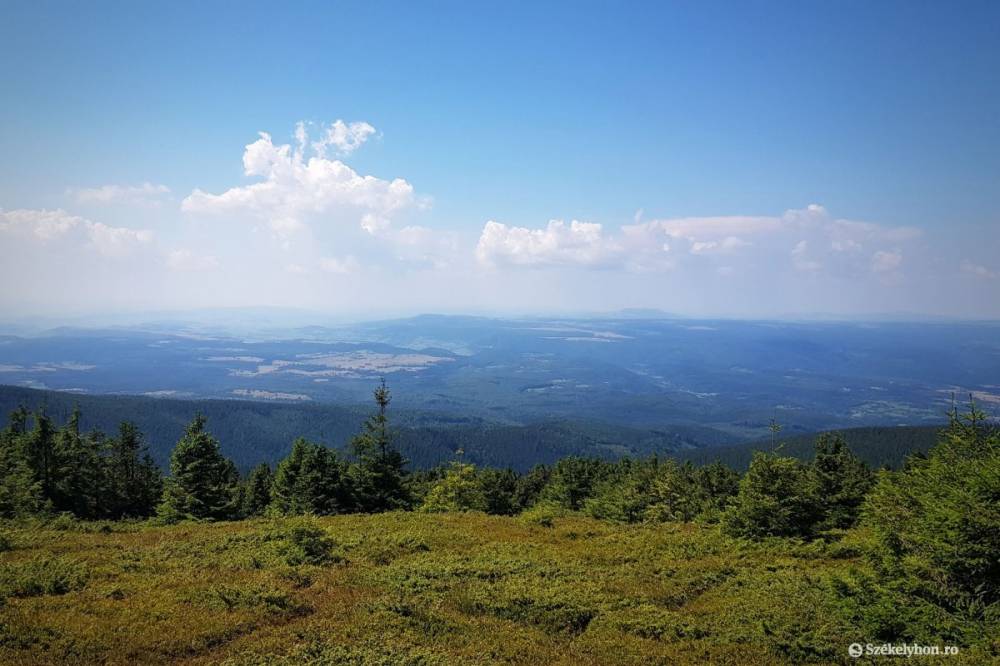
[1,383,995,557]
[0,405,162,520]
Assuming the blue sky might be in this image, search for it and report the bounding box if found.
[1,1,998,318]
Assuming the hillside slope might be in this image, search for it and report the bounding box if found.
[675,425,943,470]
[0,385,734,472]
[0,513,951,666]
[0,385,943,472]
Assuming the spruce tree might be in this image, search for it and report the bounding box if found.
[722,451,823,539]
[514,464,551,510]
[0,408,42,518]
[810,432,873,529]
[864,401,1000,610]
[271,438,353,515]
[693,461,741,517]
[240,462,274,518]
[350,380,410,512]
[107,421,163,518]
[585,458,659,523]
[52,407,105,518]
[478,467,520,515]
[158,415,239,522]
[539,457,607,511]
[646,460,704,522]
[420,462,487,512]
[23,409,58,506]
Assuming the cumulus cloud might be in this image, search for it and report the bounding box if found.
[182,123,417,238]
[791,240,822,272]
[0,208,82,240]
[361,213,390,235]
[476,219,624,268]
[305,120,377,157]
[475,204,921,277]
[0,208,153,256]
[69,182,170,206]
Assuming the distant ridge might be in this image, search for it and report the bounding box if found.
[672,424,943,470]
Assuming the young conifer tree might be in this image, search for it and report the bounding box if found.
[420,462,487,513]
[864,399,1000,609]
[811,432,873,529]
[350,379,410,512]
[0,407,43,518]
[107,421,163,518]
[158,414,239,522]
[271,438,353,515]
[240,462,274,518]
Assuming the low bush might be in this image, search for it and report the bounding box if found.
[0,557,89,598]
[270,517,342,566]
[194,584,306,616]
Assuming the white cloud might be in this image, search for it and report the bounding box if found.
[871,249,903,273]
[89,222,154,257]
[476,219,624,268]
[689,236,750,255]
[308,120,377,157]
[182,124,417,238]
[960,260,997,279]
[361,213,390,235]
[791,240,822,272]
[0,208,152,256]
[166,249,219,271]
[69,182,170,206]
[0,208,83,240]
[475,204,922,278]
[641,215,783,240]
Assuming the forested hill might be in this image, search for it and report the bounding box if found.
[0,385,735,472]
[1,385,943,472]
[675,424,943,470]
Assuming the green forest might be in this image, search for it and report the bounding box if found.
[0,383,997,664]
[0,385,746,472]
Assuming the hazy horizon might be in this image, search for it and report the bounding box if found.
[1,305,997,335]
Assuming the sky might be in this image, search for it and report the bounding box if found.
[1,0,998,320]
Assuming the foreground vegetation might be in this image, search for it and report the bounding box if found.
[3,503,998,665]
[0,383,997,663]
[0,512,979,665]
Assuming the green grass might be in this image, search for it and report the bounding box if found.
[0,513,987,665]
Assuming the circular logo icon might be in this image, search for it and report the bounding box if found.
[848,643,863,658]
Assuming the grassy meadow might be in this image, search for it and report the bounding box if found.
[0,512,983,665]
